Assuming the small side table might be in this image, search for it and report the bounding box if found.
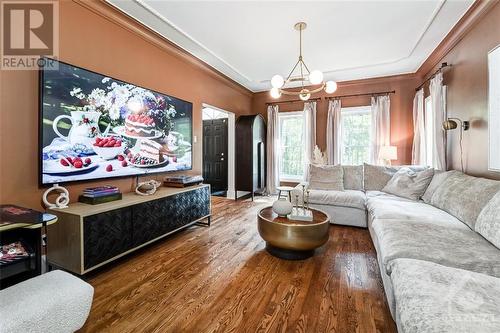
[0,205,57,289]
[277,186,295,201]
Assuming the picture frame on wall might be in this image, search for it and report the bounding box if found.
[488,44,500,172]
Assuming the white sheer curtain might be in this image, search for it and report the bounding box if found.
[370,95,391,165]
[412,89,426,165]
[430,72,446,170]
[326,99,342,165]
[303,101,317,180]
[265,105,280,195]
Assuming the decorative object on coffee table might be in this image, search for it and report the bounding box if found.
[258,206,329,260]
[272,199,293,217]
[289,185,313,221]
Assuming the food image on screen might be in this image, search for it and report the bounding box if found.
[40,58,193,185]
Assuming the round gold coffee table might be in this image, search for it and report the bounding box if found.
[257,207,330,260]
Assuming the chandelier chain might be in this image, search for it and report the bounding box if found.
[269,21,337,100]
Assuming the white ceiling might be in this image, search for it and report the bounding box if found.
[107,0,474,92]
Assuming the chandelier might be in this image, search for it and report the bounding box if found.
[270,22,337,101]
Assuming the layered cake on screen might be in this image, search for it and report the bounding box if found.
[125,113,156,137]
[129,139,165,166]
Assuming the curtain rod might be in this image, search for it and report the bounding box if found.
[415,62,451,91]
[326,90,396,100]
[265,97,322,105]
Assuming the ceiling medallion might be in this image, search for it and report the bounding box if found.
[270,22,337,101]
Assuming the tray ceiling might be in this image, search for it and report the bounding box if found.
[107,0,474,92]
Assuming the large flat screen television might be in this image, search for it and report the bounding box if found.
[39,58,192,185]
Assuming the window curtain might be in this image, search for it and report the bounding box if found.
[265,105,280,195]
[370,95,391,165]
[411,89,426,165]
[429,72,446,170]
[303,101,317,180]
[326,99,342,165]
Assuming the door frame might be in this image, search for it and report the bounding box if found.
[202,103,236,200]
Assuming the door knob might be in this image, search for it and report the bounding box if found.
[221,158,224,161]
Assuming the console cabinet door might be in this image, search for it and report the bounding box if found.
[132,187,210,245]
[131,199,170,247]
[168,187,210,231]
[83,207,132,270]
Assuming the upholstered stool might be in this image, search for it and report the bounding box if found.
[0,270,94,333]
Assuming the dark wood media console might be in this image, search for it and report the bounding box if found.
[47,184,210,274]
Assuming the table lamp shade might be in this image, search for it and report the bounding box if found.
[379,146,398,161]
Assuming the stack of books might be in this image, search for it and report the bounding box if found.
[79,186,122,205]
[164,175,203,188]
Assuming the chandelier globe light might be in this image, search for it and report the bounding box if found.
[269,22,337,101]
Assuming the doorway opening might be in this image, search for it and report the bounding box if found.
[202,104,236,199]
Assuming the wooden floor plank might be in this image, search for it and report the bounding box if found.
[79,196,396,333]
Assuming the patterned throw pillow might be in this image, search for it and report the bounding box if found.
[476,191,500,249]
[342,165,363,190]
[421,170,456,203]
[363,163,399,191]
[308,164,344,191]
[382,167,435,200]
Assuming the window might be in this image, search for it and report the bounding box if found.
[340,106,372,165]
[424,96,434,167]
[279,112,304,180]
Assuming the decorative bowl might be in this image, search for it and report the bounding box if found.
[93,145,123,160]
[272,199,293,217]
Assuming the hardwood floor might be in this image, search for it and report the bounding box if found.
[79,196,396,333]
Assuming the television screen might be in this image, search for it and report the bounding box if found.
[40,58,192,185]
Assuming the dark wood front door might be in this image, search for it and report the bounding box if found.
[203,118,228,192]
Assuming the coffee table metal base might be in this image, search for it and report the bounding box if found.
[265,243,314,260]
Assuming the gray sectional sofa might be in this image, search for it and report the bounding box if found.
[295,164,500,332]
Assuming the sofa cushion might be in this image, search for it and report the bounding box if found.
[342,165,363,191]
[382,167,434,200]
[307,189,366,210]
[430,171,500,229]
[366,191,468,229]
[390,258,500,333]
[363,163,398,191]
[308,164,344,191]
[372,219,500,278]
[422,170,457,204]
[476,191,500,249]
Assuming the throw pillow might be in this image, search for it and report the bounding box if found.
[421,170,457,203]
[476,191,500,249]
[308,164,344,191]
[382,167,435,201]
[430,172,500,230]
[342,165,363,191]
[363,163,399,191]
